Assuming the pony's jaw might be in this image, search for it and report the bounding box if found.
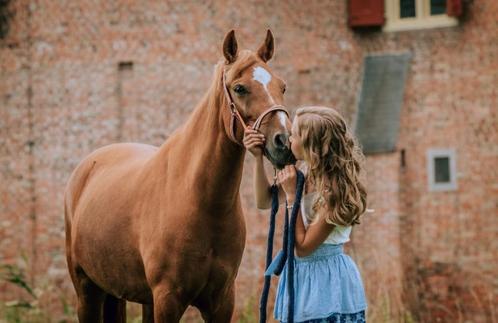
[264,146,296,170]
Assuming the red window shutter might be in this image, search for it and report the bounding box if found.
[447,0,463,17]
[348,0,385,27]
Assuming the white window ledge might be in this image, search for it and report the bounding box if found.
[383,15,458,32]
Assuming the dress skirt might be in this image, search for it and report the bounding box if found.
[272,243,367,323]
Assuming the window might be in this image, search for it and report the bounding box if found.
[427,149,457,191]
[384,0,458,32]
[400,0,416,18]
[430,0,447,15]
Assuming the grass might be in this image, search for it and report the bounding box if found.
[1,255,495,322]
[238,295,258,323]
[0,259,74,323]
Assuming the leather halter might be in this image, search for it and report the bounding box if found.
[222,69,290,146]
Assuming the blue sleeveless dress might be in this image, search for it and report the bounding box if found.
[268,191,367,323]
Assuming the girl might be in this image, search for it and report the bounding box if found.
[244,106,368,323]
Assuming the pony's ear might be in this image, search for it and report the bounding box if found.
[257,29,274,63]
[223,30,238,64]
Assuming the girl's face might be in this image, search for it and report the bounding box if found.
[290,117,305,161]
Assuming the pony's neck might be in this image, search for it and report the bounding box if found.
[156,64,245,208]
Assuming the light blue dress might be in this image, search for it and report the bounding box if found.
[270,191,368,323]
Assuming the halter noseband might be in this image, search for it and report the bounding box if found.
[222,69,290,146]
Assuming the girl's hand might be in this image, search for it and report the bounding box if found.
[243,129,265,157]
[277,165,297,203]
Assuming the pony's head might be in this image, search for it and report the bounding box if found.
[219,30,295,169]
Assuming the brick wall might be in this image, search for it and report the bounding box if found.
[1,1,496,322]
[353,1,497,321]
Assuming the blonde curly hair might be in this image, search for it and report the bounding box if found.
[295,106,367,226]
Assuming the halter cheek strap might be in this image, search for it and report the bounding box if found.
[222,70,290,146]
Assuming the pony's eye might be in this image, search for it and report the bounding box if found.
[282,84,287,94]
[233,84,248,95]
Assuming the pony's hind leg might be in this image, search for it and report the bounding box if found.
[103,295,126,323]
[69,265,106,323]
[68,261,125,323]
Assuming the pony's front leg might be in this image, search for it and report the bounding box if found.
[142,303,154,323]
[199,285,235,323]
[152,284,188,322]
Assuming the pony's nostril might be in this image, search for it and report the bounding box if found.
[273,133,289,149]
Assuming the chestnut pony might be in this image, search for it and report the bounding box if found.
[64,30,294,322]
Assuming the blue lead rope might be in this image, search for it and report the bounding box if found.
[259,170,305,323]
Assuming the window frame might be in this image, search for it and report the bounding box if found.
[384,0,458,32]
[427,148,458,192]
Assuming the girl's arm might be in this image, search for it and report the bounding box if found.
[244,129,286,209]
[252,148,288,209]
[279,165,335,257]
[253,155,272,209]
[291,201,335,257]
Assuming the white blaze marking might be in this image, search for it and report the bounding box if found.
[253,66,275,104]
[253,66,272,89]
[277,111,287,127]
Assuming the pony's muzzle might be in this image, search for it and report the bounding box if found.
[273,133,290,151]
